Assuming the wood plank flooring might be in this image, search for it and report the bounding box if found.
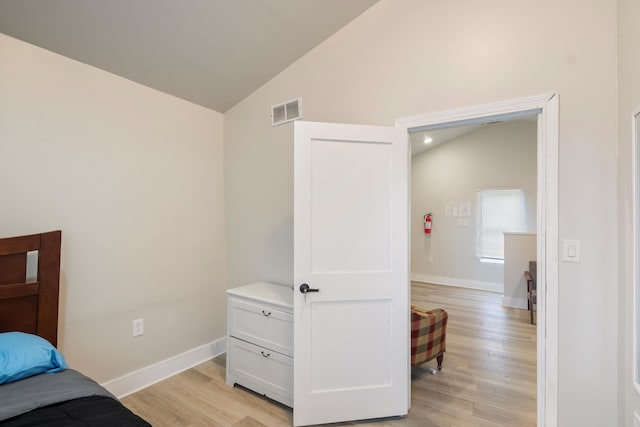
[121,282,536,426]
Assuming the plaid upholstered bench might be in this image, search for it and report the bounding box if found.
[410,306,448,370]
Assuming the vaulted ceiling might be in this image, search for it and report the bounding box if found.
[0,0,379,112]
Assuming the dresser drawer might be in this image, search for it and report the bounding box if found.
[227,337,293,407]
[228,298,293,357]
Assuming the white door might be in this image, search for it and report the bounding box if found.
[293,121,409,426]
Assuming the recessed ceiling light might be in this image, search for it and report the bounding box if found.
[423,137,433,144]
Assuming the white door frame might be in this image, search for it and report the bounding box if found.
[632,105,640,395]
[396,93,559,427]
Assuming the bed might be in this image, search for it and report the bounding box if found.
[0,231,151,426]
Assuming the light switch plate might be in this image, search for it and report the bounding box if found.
[562,239,581,262]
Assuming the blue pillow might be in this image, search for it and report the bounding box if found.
[0,332,68,385]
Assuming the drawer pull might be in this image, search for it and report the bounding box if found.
[262,310,272,316]
[261,351,271,358]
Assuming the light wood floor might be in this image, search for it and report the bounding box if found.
[122,282,537,427]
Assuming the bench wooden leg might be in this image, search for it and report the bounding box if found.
[436,354,444,370]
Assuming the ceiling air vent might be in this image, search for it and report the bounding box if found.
[271,98,302,126]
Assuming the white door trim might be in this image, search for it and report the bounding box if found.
[396,93,559,427]
[631,105,640,396]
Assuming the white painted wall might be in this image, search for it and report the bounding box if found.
[224,0,618,425]
[618,0,640,424]
[504,233,537,309]
[0,33,228,384]
[411,121,536,292]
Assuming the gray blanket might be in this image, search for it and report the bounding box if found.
[0,369,116,421]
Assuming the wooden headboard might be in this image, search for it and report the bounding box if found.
[0,231,61,347]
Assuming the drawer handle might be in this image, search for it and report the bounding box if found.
[261,351,271,358]
[262,310,272,317]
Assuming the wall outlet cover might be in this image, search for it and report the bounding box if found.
[132,318,144,337]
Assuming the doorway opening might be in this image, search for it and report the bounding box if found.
[396,94,559,427]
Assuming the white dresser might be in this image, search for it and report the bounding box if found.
[226,282,293,407]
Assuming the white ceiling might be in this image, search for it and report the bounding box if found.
[0,0,379,113]
[410,115,538,157]
[410,124,482,157]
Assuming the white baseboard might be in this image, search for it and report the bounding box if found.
[502,296,528,309]
[411,273,503,293]
[102,336,227,399]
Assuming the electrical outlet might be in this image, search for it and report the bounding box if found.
[428,255,433,264]
[132,318,144,337]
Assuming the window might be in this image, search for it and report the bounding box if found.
[478,189,526,260]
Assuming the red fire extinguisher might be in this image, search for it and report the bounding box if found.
[424,213,432,234]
